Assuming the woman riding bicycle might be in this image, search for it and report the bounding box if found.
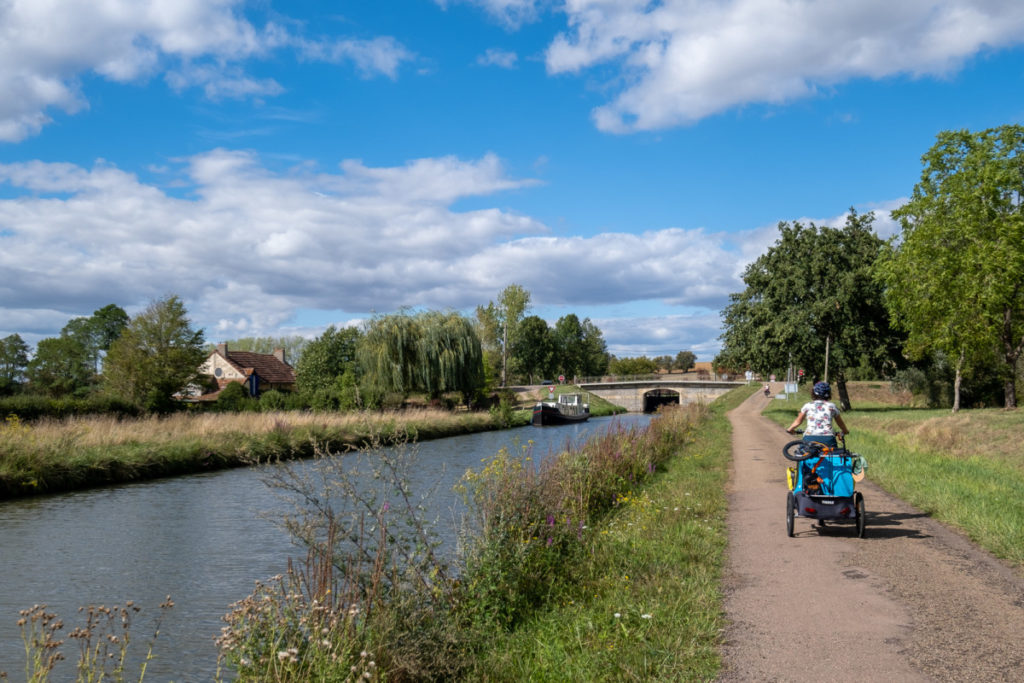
[786,381,848,448]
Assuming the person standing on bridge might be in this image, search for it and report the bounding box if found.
[785,381,848,448]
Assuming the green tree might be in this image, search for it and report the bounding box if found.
[608,355,658,375]
[62,304,129,374]
[359,310,483,406]
[26,335,94,397]
[475,284,530,386]
[675,350,697,373]
[513,315,555,383]
[103,295,207,411]
[0,333,30,395]
[886,125,1024,409]
[358,311,421,401]
[579,318,610,377]
[295,325,362,396]
[551,314,587,379]
[416,311,484,404]
[718,209,902,410]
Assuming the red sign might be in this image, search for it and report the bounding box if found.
[558,375,565,383]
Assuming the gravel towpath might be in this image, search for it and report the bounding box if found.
[717,388,1024,682]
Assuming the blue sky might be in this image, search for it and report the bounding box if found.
[2,1,1024,360]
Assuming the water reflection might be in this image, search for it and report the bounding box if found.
[0,413,649,680]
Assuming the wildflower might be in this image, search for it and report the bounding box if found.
[641,614,652,619]
[614,612,621,618]
[277,651,290,661]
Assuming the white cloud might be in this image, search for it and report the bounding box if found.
[545,0,1024,132]
[477,48,519,68]
[437,0,545,28]
[597,313,725,359]
[296,36,414,80]
[0,0,415,141]
[0,148,904,358]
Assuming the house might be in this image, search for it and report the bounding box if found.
[190,342,296,400]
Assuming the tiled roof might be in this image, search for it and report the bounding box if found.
[223,351,296,384]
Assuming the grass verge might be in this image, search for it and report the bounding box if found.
[463,385,755,681]
[762,388,1024,567]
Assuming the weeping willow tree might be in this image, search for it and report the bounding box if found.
[416,311,484,403]
[358,310,484,406]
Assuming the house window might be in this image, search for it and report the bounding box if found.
[215,368,222,377]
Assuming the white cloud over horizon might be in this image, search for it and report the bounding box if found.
[0,149,894,357]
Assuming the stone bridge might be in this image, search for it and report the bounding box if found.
[578,379,744,413]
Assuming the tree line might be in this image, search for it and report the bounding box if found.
[0,285,701,414]
[715,124,1024,412]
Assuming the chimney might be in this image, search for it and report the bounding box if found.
[217,342,228,357]
[273,347,286,365]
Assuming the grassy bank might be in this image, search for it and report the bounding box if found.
[762,383,1024,566]
[466,384,755,680]
[0,408,521,500]
[0,387,625,500]
[209,387,751,681]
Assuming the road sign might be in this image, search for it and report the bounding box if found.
[558,375,565,383]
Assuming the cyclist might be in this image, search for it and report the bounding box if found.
[785,381,848,448]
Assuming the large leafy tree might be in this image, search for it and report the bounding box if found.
[26,335,93,397]
[718,210,901,409]
[551,313,586,379]
[103,295,206,411]
[359,310,483,405]
[475,284,530,386]
[416,311,484,403]
[0,333,30,395]
[579,317,610,377]
[295,325,362,395]
[61,304,130,374]
[512,315,555,383]
[675,350,697,373]
[885,125,1024,409]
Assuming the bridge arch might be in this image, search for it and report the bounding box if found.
[643,388,680,413]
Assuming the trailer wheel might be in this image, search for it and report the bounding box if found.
[855,492,866,538]
[786,491,795,537]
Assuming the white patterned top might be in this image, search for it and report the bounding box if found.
[800,400,840,436]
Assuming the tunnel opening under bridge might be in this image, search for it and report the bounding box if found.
[643,388,680,413]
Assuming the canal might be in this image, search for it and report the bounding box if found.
[0,413,651,680]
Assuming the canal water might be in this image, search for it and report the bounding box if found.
[0,413,651,680]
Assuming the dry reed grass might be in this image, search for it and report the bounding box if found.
[6,408,479,449]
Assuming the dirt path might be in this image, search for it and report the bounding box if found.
[717,388,1024,682]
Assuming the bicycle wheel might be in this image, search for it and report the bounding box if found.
[782,440,820,462]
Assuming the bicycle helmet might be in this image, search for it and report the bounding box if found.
[812,381,831,399]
